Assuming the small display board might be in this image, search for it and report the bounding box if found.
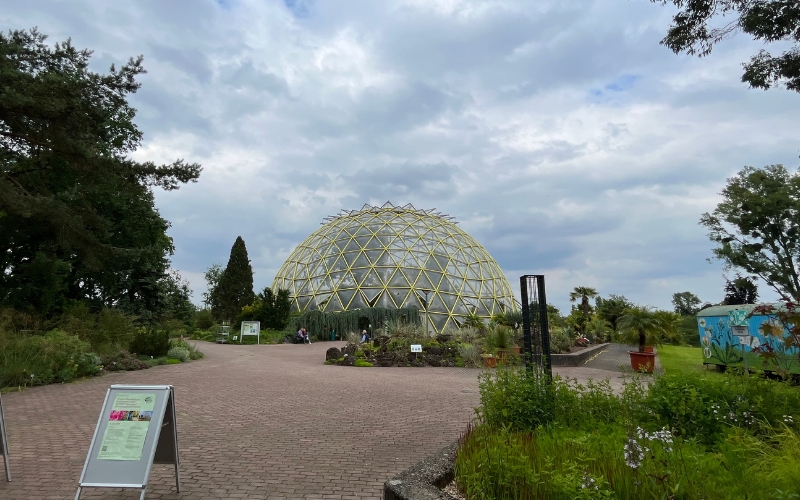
[410,344,422,353]
[241,321,261,344]
[75,385,180,500]
[732,325,750,337]
[0,392,10,481]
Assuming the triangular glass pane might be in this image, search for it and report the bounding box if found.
[297,295,312,311]
[337,289,356,309]
[388,269,410,288]
[423,255,441,271]
[438,276,455,293]
[389,289,410,308]
[376,251,395,267]
[356,225,373,236]
[466,266,480,279]
[429,293,446,313]
[388,237,406,250]
[314,292,332,311]
[416,273,434,290]
[378,292,394,309]
[355,235,372,248]
[344,238,361,252]
[440,293,457,312]
[377,266,394,285]
[453,300,469,316]
[431,313,446,334]
[349,293,368,309]
[434,255,449,270]
[340,272,358,289]
[426,271,443,288]
[360,269,382,288]
[351,252,370,269]
[403,267,421,286]
[362,288,382,307]
[446,261,460,276]
[366,249,384,265]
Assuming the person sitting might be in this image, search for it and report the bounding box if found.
[360,329,370,343]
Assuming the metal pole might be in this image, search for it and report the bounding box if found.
[519,277,532,370]
[423,290,430,337]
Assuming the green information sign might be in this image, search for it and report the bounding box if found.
[728,309,748,327]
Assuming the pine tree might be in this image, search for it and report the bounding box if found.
[211,236,254,321]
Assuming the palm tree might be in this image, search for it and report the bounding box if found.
[618,306,660,352]
[569,287,599,335]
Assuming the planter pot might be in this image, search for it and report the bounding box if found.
[482,356,497,368]
[629,351,656,373]
[643,346,655,353]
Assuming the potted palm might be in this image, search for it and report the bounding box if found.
[618,306,660,373]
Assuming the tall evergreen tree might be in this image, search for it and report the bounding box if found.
[211,236,254,321]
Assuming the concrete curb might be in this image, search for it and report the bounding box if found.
[383,442,459,500]
[551,342,609,366]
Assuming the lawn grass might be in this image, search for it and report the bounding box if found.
[658,344,722,377]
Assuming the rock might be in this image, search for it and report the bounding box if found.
[342,343,358,356]
[425,346,442,356]
[343,355,356,366]
[325,347,342,360]
[436,333,453,344]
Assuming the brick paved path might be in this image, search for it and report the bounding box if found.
[0,342,632,499]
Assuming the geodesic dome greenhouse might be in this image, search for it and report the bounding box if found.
[271,202,517,333]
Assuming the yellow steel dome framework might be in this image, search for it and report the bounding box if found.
[271,202,517,333]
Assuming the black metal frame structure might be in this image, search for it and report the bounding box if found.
[520,275,552,380]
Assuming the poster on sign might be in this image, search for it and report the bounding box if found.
[74,385,180,500]
[240,321,261,344]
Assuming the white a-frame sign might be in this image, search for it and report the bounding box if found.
[75,385,180,500]
[0,391,10,481]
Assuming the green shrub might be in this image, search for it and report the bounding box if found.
[59,304,138,354]
[170,340,204,359]
[129,328,170,358]
[166,358,182,364]
[549,326,575,354]
[458,343,481,368]
[354,359,373,367]
[144,357,169,367]
[100,350,148,371]
[477,365,554,431]
[644,372,800,445]
[0,329,102,387]
[167,346,190,362]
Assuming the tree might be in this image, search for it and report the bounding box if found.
[595,294,634,332]
[0,29,201,316]
[618,306,661,352]
[723,273,759,305]
[672,291,703,316]
[651,0,800,92]
[568,287,599,335]
[239,287,291,330]
[202,263,224,309]
[700,165,800,300]
[211,236,254,321]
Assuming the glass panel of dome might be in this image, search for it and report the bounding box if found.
[354,235,370,249]
[365,249,383,265]
[362,288,382,306]
[434,254,449,270]
[388,237,405,250]
[349,293,368,309]
[438,276,454,293]
[377,266,394,284]
[355,224,373,236]
[387,269,408,288]
[426,271,443,288]
[378,293,394,309]
[340,238,358,252]
[405,266,422,284]
[431,315,446,332]
[341,273,357,288]
[389,288,409,307]
[360,269,382,287]
[375,251,395,267]
[297,295,312,310]
[429,294,446,313]
[452,300,469,315]
[416,273,434,291]
[337,289,356,308]
[351,252,369,269]
[327,271,345,288]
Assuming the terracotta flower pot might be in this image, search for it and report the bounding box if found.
[629,351,656,373]
[482,356,497,368]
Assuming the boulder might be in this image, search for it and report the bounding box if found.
[325,347,342,361]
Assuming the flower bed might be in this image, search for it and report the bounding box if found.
[454,367,800,499]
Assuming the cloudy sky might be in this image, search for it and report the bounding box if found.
[5,0,798,312]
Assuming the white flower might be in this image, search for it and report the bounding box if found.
[699,318,707,327]
[750,337,760,349]
[783,415,794,424]
[703,348,712,358]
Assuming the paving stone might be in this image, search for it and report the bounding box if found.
[0,341,631,499]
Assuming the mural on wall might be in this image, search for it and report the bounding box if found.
[698,305,800,375]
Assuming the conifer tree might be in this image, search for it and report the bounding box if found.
[211,236,254,321]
